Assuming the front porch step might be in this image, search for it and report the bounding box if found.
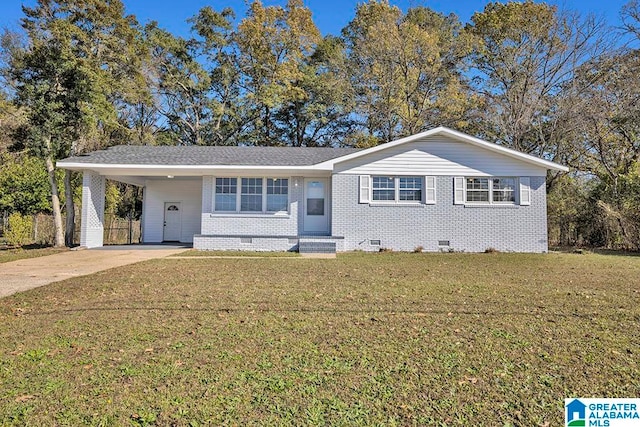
[298,240,336,254]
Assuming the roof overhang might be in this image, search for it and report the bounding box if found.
[57,127,569,176]
[315,126,569,172]
[56,162,334,178]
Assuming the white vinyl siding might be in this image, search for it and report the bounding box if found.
[335,136,548,177]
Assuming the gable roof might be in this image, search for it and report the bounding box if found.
[57,127,568,174]
[58,145,360,168]
[317,126,569,172]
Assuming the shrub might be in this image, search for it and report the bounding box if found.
[413,246,424,253]
[5,213,33,247]
[484,247,499,254]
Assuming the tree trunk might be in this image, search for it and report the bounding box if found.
[45,154,65,247]
[64,169,75,247]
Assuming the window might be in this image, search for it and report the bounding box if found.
[399,177,422,201]
[372,176,422,202]
[215,178,237,211]
[214,177,289,213]
[492,178,515,202]
[465,177,516,204]
[466,178,489,202]
[241,178,262,211]
[267,178,288,212]
[372,176,395,201]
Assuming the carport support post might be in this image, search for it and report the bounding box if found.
[80,171,106,248]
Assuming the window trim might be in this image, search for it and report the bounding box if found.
[370,175,424,204]
[213,177,290,214]
[463,177,517,205]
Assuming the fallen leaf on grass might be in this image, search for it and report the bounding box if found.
[15,395,35,402]
[458,376,478,385]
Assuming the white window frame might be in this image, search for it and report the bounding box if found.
[371,176,423,204]
[464,177,517,205]
[214,177,290,213]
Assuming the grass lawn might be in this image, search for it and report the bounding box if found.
[0,252,638,425]
[173,250,300,257]
[0,246,67,264]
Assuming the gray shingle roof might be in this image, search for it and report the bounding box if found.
[59,145,361,166]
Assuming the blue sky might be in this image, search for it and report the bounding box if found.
[0,0,630,37]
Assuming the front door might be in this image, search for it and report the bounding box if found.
[163,202,181,241]
[303,179,329,234]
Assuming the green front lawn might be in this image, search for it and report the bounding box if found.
[0,252,638,425]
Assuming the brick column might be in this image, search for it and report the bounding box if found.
[80,171,105,248]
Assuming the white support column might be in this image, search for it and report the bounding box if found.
[80,171,106,248]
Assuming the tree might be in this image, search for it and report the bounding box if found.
[234,0,322,145]
[566,51,640,248]
[342,1,472,143]
[466,1,610,168]
[10,38,85,246]
[189,6,244,145]
[272,35,356,146]
[622,0,640,41]
[0,153,52,215]
[146,6,242,146]
[10,0,148,246]
[146,24,213,146]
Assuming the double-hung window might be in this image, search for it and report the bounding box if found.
[399,177,423,201]
[465,177,515,204]
[266,178,288,211]
[215,178,237,211]
[372,176,422,203]
[214,177,289,213]
[241,178,262,212]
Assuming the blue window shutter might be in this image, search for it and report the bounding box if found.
[425,176,436,204]
[359,175,371,203]
[520,177,531,205]
[454,177,465,204]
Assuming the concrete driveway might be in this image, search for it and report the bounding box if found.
[0,245,189,299]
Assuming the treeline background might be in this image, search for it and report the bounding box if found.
[0,0,639,249]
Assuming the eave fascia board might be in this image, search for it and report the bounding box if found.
[55,162,334,174]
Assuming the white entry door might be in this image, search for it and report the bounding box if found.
[303,179,329,234]
[163,202,181,241]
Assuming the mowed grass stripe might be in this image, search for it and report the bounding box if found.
[0,252,638,426]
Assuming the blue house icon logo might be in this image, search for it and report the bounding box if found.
[566,399,587,426]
